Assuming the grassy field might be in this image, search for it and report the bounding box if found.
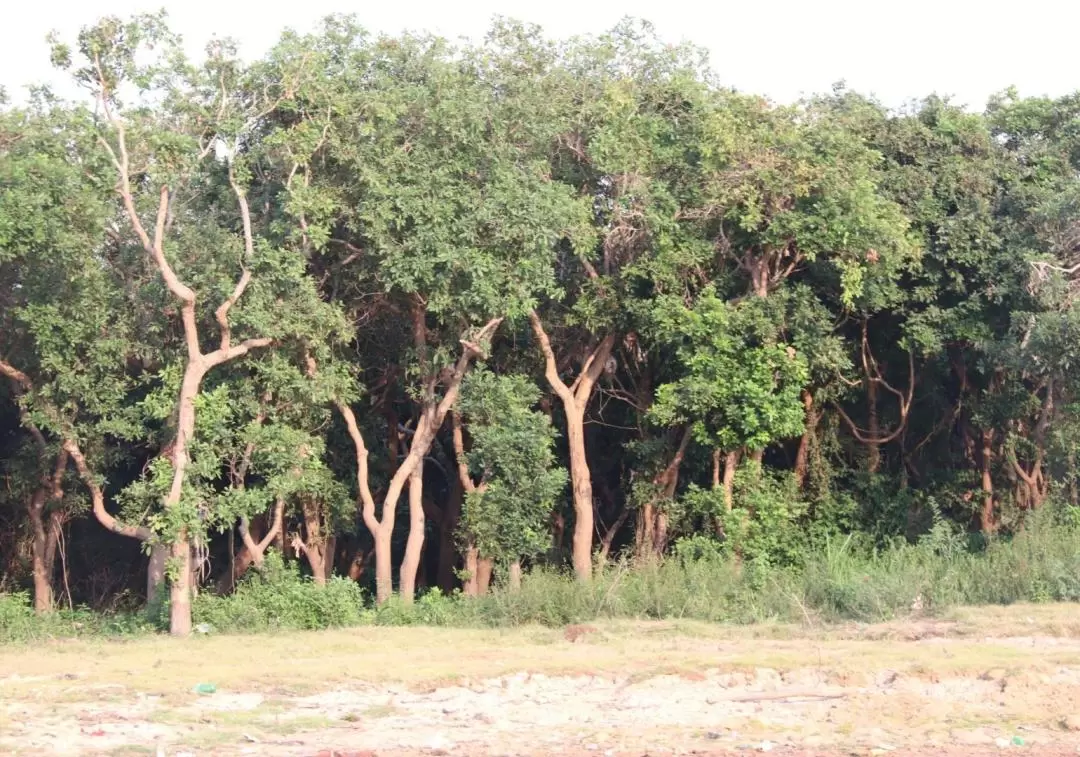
[4,603,1080,755]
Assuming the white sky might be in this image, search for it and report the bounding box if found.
[2,0,1078,110]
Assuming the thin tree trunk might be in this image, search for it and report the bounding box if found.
[712,448,722,489]
[399,464,426,603]
[866,379,881,473]
[723,450,739,512]
[599,508,628,564]
[331,323,499,605]
[635,500,655,559]
[980,428,995,534]
[794,391,815,488]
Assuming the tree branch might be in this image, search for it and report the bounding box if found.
[529,310,575,405]
[63,437,151,542]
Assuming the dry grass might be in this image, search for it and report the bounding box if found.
[1,603,1078,705]
[3,605,1080,755]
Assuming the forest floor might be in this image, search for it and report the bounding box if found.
[3,604,1080,756]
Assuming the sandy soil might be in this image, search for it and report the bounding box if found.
[4,607,1080,755]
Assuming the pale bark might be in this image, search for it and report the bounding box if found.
[476,557,493,595]
[398,464,426,604]
[463,542,479,597]
[329,319,500,605]
[528,311,615,582]
[980,428,995,534]
[98,81,272,634]
[238,499,284,570]
[634,427,691,559]
[722,450,740,512]
[508,560,522,592]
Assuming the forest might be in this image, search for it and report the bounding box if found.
[4,12,1080,639]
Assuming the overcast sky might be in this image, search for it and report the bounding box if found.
[2,0,1077,110]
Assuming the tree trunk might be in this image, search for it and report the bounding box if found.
[599,508,628,564]
[866,379,881,473]
[529,312,615,583]
[436,476,463,593]
[332,322,499,606]
[164,361,209,637]
[508,560,522,592]
[980,428,995,534]
[147,544,167,604]
[635,500,655,560]
[654,511,669,555]
[723,450,739,512]
[300,496,332,585]
[794,391,815,488]
[564,406,595,581]
[374,528,393,601]
[399,464,425,603]
[28,488,53,614]
[463,543,479,597]
[217,513,267,593]
[476,557,493,595]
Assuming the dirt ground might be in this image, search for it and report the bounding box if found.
[4,604,1080,756]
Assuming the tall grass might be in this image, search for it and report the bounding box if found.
[4,521,1080,640]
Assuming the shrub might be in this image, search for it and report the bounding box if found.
[192,551,367,632]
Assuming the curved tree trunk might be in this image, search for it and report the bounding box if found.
[564,406,596,580]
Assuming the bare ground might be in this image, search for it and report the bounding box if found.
[4,604,1080,756]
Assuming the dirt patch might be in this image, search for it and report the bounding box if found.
[4,608,1080,755]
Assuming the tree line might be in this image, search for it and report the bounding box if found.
[3,13,1080,635]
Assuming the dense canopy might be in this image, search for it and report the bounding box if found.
[4,13,1080,635]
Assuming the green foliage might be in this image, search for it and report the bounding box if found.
[650,289,809,453]
[7,12,1080,631]
[456,370,567,563]
[192,552,366,631]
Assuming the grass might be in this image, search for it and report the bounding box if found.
[1,607,1078,703]
[4,519,1080,644]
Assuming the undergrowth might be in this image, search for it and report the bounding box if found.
[4,519,1080,641]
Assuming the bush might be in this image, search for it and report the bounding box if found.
[0,591,154,643]
[192,551,368,632]
[7,523,1080,641]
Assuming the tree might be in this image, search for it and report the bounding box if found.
[53,14,348,633]
[453,369,566,592]
[0,99,151,611]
